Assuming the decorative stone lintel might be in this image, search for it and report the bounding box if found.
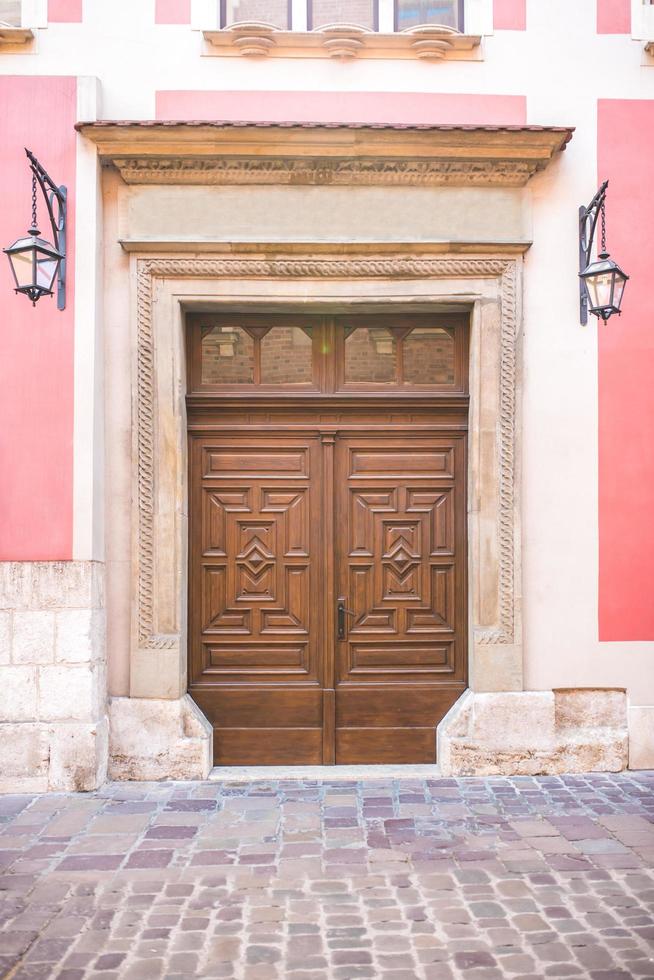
[438,689,629,776]
[202,21,480,61]
[78,122,573,188]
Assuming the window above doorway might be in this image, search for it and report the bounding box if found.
[187,313,469,397]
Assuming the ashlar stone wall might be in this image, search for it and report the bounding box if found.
[0,561,108,792]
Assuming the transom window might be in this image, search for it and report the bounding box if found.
[188,313,468,394]
[219,0,464,31]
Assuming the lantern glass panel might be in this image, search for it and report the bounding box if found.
[9,248,35,290]
[35,252,58,292]
[612,273,627,311]
[587,270,614,311]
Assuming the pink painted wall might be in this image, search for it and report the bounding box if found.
[156,90,527,125]
[597,0,631,33]
[598,100,654,641]
[155,0,191,24]
[493,0,526,30]
[0,77,76,560]
[48,0,83,22]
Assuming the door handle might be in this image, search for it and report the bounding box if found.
[337,598,355,639]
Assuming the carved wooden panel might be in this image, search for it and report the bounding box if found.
[334,434,467,763]
[188,433,324,764]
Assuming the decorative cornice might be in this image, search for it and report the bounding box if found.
[134,254,518,650]
[79,122,573,189]
[202,22,480,61]
[114,156,537,187]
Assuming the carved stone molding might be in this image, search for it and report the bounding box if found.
[134,255,519,659]
[479,260,516,646]
[114,156,537,187]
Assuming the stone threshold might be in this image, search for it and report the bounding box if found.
[209,764,442,782]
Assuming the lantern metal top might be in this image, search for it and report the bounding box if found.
[580,251,628,281]
[5,229,63,260]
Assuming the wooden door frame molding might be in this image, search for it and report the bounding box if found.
[128,251,523,734]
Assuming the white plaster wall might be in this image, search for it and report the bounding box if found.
[2,0,653,716]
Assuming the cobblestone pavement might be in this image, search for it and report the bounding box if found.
[0,773,653,980]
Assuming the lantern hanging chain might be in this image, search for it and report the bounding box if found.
[31,171,38,232]
[600,200,607,255]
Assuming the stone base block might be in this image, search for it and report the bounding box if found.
[0,561,108,793]
[108,695,212,781]
[438,689,628,776]
[49,718,109,791]
[0,718,108,793]
[628,705,654,769]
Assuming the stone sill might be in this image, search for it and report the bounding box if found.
[202,22,481,61]
[0,24,33,45]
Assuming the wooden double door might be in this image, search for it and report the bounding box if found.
[188,415,468,765]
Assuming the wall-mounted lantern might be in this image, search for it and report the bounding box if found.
[3,149,67,310]
[579,180,628,324]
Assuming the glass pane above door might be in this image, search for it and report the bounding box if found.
[403,326,455,384]
[345,326,397,383]
[200,325,254,384]
[260,326,313,384]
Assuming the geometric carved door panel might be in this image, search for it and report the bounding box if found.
[188,434,324,765]
[334,435,467,764]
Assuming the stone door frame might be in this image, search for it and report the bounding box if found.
[114,250,523,777]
